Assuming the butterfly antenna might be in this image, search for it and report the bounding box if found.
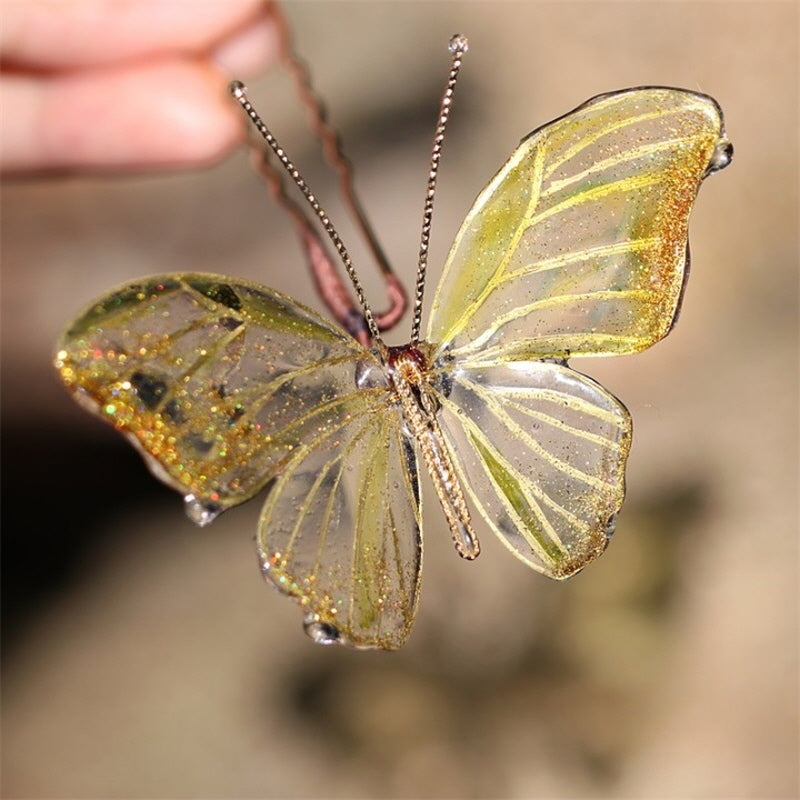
[410,34,469,345]
[231,81,384,347]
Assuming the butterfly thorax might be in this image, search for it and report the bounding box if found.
[386,344,480,560]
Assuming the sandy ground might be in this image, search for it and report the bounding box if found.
[2,1,797,797]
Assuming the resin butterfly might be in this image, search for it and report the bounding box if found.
[55,36,731,649]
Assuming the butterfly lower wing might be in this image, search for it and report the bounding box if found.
[257,390,421,650]
[433,360,631,578]
[54,274,373,523]
[427,87,731,362]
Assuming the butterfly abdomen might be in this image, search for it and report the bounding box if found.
[386,345,480,560]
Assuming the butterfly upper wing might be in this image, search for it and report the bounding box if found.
[56,275,368,519]
[427,87,730,362]
[56,274,421,647]
[425,88,729,578]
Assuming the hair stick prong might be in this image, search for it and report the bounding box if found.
[230,81,383,347]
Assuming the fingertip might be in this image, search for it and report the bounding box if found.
[213,11,279,79]
[146,61,247,168]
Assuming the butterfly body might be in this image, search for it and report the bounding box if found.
[55,87,731,649]
[385,343,480,560]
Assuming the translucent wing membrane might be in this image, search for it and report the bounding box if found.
[55,274,422,647]
[433,360,631,578]
[257,388,421,650]
[55,275,372,520]
[427,88,729,361]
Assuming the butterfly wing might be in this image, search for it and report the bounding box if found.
[432,360,630,578]
[425,87,729,578]
[427,87,730,362]
[257,381,421,649]
[55,274,421,646]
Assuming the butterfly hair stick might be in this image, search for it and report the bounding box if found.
[231,81,385,348]
[240,3,407,342]
[271,3,408,333]
[245,137,371,343]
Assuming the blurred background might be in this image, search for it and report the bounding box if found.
[2,1,797,797]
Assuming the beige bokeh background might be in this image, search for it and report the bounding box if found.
[2,1,797,797]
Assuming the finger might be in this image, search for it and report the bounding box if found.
[2,0,271,70]
[1,59,245,173]
[212,8,278,78]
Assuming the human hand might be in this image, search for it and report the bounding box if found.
[1,0,277,173]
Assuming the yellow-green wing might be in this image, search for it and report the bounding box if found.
[433,360,631,578]
[55,274,374,524]
[56,274,422,648]
[257,384,421,650]
[427,87,731,362]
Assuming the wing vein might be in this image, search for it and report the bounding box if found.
[441,394,576,558]
[348,422,382,629]
[458,377,616,491]
[542,135,702,197]
[527,171,665,229]
[460,373,624,451]
[497,237,661,286]
[461,289,651,355]
[442,147,546,345]
[283,408,376,564]
[261,395,379,528]
[542,103,697,181]
[456,332,643,362]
